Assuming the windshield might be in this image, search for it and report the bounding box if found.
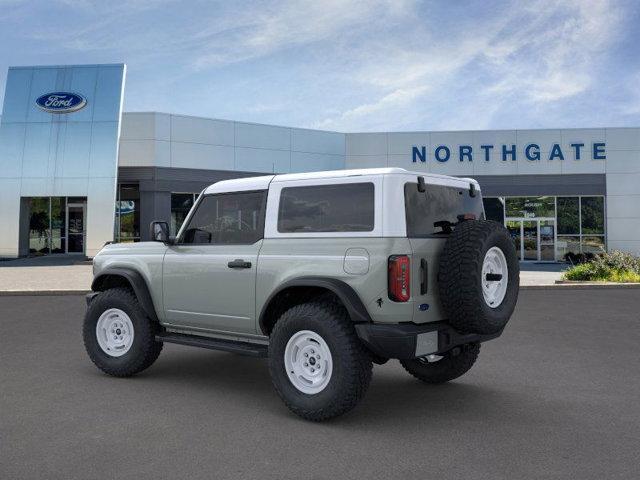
[404,182,484,237]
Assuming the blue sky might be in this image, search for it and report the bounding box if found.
[0,0,638,131]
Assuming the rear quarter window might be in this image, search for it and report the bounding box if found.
[278,182,375,233]
[404,182,484,237]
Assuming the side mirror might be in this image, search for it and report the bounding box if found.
[150,221,170,243]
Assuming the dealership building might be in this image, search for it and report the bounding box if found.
[1,63,639,260]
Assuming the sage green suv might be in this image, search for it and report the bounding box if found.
[84,168,519,421]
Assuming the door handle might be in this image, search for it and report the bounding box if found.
[228,259,252,269]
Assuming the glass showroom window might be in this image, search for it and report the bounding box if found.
[28,198,51,255]
[580,197,605,254]
[505,196,555,219]
[27,197,68,255]
[114,184,140,242]
[171,193,199,235]
[556,196,605,257]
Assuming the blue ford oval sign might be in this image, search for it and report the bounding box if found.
[35,92,87,114]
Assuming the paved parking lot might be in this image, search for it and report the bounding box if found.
[1,289,639,480]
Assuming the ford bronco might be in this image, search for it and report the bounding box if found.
[84,168,519,421]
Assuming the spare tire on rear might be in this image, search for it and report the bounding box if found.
[438,220,519,334]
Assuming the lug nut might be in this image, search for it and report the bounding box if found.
[304,362,308,367]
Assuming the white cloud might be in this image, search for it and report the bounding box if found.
[314,0,625,130]
[2,0,631,130]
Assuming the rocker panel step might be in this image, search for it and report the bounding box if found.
[156,332,268,357]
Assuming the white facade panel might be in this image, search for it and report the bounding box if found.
[605,150,640,173]
[290,151,343,172]
[235,147,290,173]
[606,173,640,196]
[170,141,235,170]
[235,122,290,150]
[346,132,387,156]
[118,139,161,167]
[291,128,344,155]
[120,113,158,140]
[387,132,429,156]
[171,115,234,146]
[605,195,640,218]
[606,218,640,242]
[345,154,387,169]
[606,128,640,151]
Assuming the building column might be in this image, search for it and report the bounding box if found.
[139,188,171,242]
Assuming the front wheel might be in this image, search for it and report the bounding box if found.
[268,300,372,421]
[83,288,163,377]
[400,343,480,384]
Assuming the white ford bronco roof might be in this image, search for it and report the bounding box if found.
[203,168,479,195]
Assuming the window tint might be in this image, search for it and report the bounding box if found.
[278,183,375,233]
[181,191,266,244]
[404,182,484,237]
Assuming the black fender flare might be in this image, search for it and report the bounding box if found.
[91,268,159,322]
[258,276,372,334]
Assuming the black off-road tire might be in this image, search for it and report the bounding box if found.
[400,343,480,384]
[83,288,163,377]
[438,220,519,334]
[268,300,373,421]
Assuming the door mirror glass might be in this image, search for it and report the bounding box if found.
[150,221,170,242]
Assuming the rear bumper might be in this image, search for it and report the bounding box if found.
[354,321,503,360]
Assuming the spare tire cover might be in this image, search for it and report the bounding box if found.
[437,220,519,334]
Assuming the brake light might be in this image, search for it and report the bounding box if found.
[388,255,410,302]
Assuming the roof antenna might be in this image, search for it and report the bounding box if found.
[417,176,426,193]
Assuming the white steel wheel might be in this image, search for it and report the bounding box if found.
[95,308,135,357]
[481,246,509,308]
[284,330,333,395]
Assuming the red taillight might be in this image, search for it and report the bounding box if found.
[388,255,410,302]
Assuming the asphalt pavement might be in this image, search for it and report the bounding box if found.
[1,290,639,480]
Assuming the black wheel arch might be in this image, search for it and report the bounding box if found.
[91,268,159,322]
[259,277,372,335]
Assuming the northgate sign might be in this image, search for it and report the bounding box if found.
[412,142,606,163]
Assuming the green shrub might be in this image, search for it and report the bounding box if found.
[563,250,640,282]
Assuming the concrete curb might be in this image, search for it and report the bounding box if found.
[0,290,91,296]
[523,283,640,290]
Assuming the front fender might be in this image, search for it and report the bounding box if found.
[92,268,159,322]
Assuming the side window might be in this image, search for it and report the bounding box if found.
[278,182,374,233]
[181,191,266,245]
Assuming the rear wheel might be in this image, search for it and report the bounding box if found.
[400,343,480,384]
[268,300,372,421]
[83,288,163,377]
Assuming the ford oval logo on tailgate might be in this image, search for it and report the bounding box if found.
[36,92,87,114]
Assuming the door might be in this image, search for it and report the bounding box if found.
[506,220,522,261]
[504,218,556,261]
[66,203,86,254]
[162,190,267,335]
[539,220,556,261]
[522,220,538,261]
